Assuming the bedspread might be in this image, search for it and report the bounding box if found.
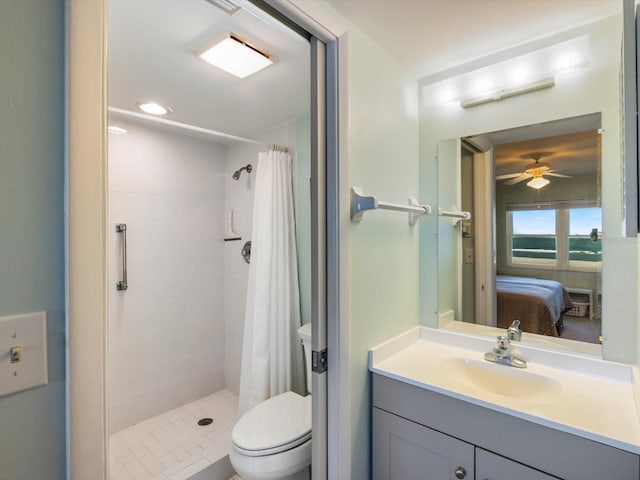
[496,275,572,337]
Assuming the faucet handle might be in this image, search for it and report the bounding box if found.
[507,320,522,341]
[496,335,510,351]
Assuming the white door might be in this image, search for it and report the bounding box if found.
[473,150,496,326]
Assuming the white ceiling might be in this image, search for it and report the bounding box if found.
[325,0,621,79]
[108,0,622,143]
[107,0,310,141]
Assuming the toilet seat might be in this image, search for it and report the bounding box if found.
[232,391,312,457]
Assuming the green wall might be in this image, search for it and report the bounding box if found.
[345,28,420,479]
[0,1,66,478]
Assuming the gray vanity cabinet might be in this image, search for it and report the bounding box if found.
[373,408,555,480]
[373,407,474,480]
[372,374,640,480]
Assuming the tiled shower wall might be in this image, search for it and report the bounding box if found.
[108,120,227,432]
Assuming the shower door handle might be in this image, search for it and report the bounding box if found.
[116,223,128,291]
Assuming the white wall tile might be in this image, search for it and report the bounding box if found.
[109,120,227,433]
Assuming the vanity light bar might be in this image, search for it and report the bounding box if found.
[205,0,240,15]
[460,76,555,108]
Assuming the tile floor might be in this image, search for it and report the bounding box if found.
[109,389,239,480]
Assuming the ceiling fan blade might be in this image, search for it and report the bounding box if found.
[503,173,532,185]
[545,172,573,178]
[496,173,524,180]
[525,165,550,174]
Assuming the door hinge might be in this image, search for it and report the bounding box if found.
[312,349,327,373]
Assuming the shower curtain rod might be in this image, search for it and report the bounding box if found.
[107,106,267,146]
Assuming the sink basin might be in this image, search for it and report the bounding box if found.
[439,357,562,402]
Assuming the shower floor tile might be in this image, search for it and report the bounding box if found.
[110,389,239,480]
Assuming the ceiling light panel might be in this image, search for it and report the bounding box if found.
[198,33,274,79]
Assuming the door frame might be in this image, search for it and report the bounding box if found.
[67,1,342,478]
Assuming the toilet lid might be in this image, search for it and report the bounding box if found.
[232,391,312,457]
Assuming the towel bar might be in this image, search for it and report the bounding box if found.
[350,187,432,225]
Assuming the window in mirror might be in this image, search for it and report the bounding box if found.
[507,203,602,272]
[569,206,602,268]
[508,209,557,266]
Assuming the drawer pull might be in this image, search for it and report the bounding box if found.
[454,466,466,479]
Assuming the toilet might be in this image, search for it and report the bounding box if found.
[229,323,312,480]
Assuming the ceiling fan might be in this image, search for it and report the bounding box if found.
[496,152,573,189]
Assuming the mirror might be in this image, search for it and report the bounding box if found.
[421,10,625,354]
[459,115,602,345]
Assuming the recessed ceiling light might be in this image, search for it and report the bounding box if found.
[198,33,274,79]
[136,102,171,116]
[108,126,127,134]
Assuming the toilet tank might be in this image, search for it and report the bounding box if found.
[297,322,312,394]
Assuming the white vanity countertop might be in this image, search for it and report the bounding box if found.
[369,326,640,455]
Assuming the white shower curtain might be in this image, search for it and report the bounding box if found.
[238,148,302,414]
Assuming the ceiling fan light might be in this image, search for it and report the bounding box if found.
[527,176,550,190]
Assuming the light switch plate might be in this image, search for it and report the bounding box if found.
[0,311,48,397]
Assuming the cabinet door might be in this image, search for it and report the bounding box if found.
[372,407,474,480]
[476,448,559,480]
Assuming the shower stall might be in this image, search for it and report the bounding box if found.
[107,116,310,480]
[105,2,311,479]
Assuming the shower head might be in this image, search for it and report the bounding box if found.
[232,164,252,180]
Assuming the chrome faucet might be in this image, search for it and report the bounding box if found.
[507,319,522,342]
[484,335,527,368]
